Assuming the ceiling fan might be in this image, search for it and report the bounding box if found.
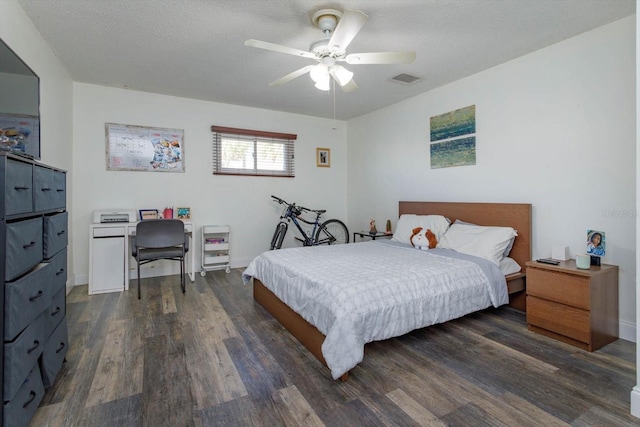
[244,8,416,92]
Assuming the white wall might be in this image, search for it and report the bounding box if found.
[72,84,347,284]
[0,0,74,292]
[347,17,636,341]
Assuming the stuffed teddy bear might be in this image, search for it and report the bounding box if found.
[410,226,438,250]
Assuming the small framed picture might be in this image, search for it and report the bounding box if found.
[176,207,191,219]
[587,229,605,257]
[316,147,330,167]
[139,209,158,220]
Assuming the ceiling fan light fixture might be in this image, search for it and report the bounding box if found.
[309,63,329,83]
[331,65,353,86]
[248,7,409,93]
[314,79,331,91]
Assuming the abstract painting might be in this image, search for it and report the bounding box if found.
[430,105,476,169]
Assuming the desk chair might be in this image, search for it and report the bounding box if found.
[131,219,189,299]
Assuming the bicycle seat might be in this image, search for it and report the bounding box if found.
[312,209,326,214]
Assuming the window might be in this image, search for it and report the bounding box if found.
[211,126,296,177]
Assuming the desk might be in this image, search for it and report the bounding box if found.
[353,231,393,242]
[89,221,194,295]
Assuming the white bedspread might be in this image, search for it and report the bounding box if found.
[242,240,508,380]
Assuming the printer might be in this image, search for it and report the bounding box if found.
[93,209,137,223]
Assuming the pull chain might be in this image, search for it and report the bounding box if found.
[332,79,337,130]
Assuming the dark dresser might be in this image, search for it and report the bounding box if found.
[1,152,69,427]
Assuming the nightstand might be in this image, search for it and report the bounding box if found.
[352,231,393,242]
[525,260,618,351]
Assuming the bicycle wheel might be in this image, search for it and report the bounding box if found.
[315,219,349,245]
[270,222,288,250]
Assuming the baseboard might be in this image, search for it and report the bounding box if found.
[231,258,252,269]
[619,319,636,343]
[631,387,640,418]
[74,273,88,286]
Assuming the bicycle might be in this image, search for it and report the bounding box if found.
[269,195,349,249]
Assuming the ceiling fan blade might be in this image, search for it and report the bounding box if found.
[340,79,358,92]
[244,39,317,60]
[345,51,416,65]
[269,65,315,86]
[328,9,368,52]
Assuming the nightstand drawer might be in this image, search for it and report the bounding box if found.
[527,296,590,343]
[527,267,590,309]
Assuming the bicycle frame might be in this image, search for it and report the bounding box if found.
[278,203,323,246]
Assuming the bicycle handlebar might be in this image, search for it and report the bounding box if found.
[270,195,317,214]
[271,195,286,204]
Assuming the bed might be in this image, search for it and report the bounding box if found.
[243,201,531,381]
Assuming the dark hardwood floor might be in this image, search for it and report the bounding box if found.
[32,269,638,426]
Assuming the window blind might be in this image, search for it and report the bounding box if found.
[211,126,296,177]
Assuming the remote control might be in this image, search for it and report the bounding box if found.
[536,258,560,265]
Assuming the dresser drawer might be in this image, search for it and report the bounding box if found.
[3,312,45,402]
[527,267,590,309]
[48,247,67,296]
[34,165,63,212]
[5,217,43,281]
[45,287,66,339]
[43,211,68,259]
[3,364,44,427]
[52,169,66,209]
[4,263,52,341]
[3,158,33,216]
[40,317,68,388]
[527,296,590,344]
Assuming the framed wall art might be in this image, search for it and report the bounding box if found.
[106,122,185,172]
[316,147,330,167]
[429,105,476,169]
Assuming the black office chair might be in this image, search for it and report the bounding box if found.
[131,219,189,299]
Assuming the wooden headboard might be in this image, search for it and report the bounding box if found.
[399,201,532,275]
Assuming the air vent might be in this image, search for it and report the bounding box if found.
[390,73,422,85]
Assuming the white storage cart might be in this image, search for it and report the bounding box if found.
[200,225,230,275]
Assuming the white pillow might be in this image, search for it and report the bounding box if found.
[454,219,515,258]
[437,223,518,265]
[392,214,451,244]
[499,257,522,275]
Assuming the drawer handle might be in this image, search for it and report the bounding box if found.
[29,290,43,301]
[56,342,66,353]
[57,230,66,236]
[22,391,37,408]
[56,189,65,192]
[41,187,51,192]
[51,306,61,316]
[14,186,30,190]
[27,340,40,354]
[23,241,36,248]
[56,268,65,276]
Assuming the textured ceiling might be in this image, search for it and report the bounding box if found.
[16,0,635,120]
